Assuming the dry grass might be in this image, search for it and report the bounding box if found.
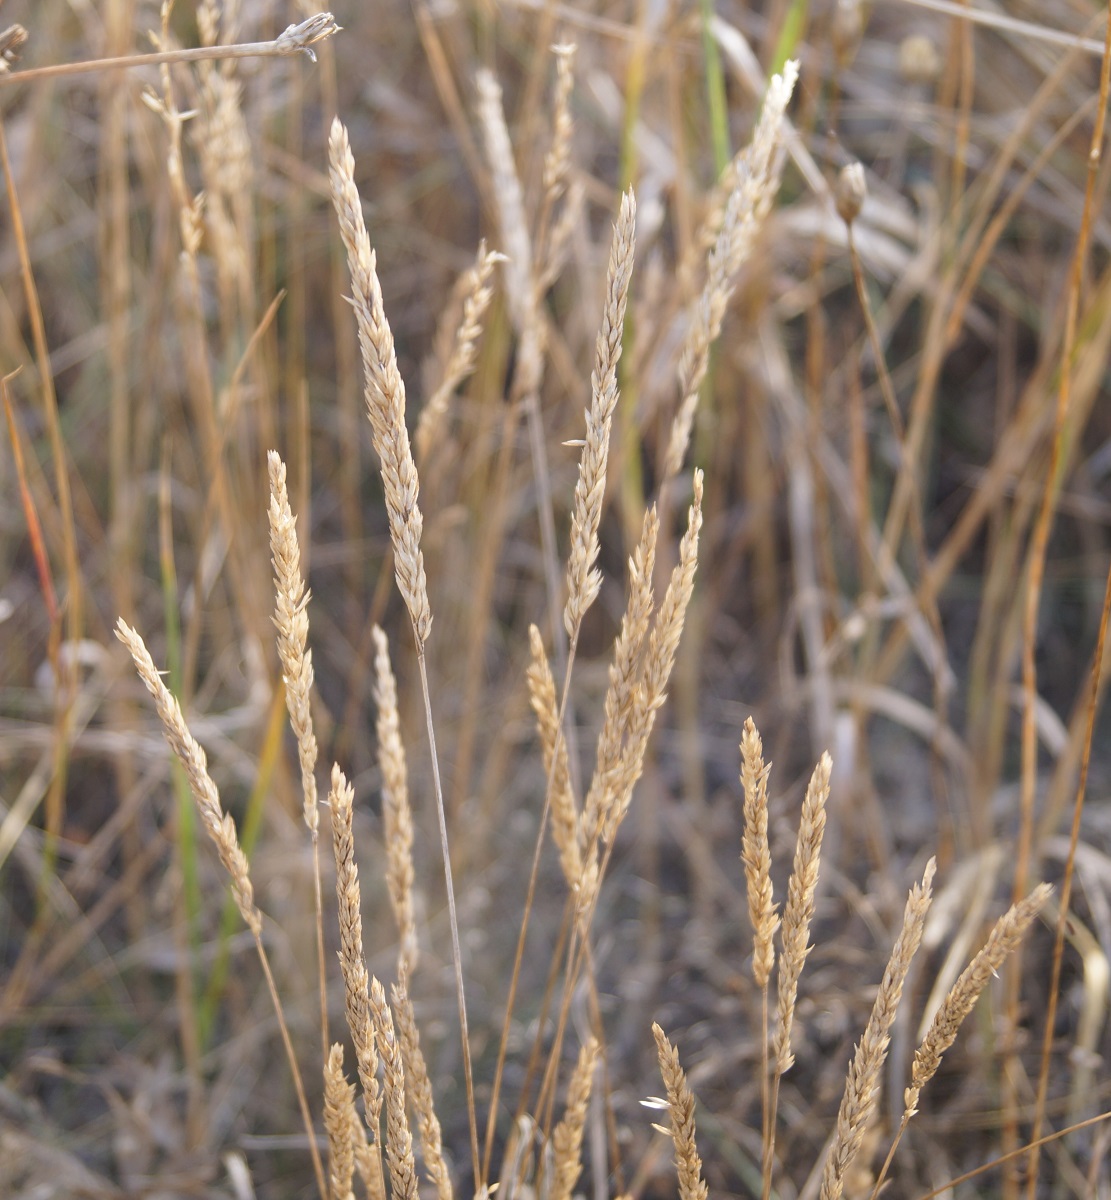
[2,3,1111,1199]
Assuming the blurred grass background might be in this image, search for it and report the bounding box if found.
[1,1,1110,1197]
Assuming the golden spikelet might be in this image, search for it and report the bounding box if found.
[819,860,936,1200]
[740,717,777,989]
[372,625,418,975]
[115,619,261,936]
[328,117,432,644]
[773,750,831,1075]
[652,1024,709,1200]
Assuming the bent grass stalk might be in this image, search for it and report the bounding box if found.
[115,619,327,1200]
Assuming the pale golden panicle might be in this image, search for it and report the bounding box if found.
[325,1043,358,1200]
[115,619,261,935]
[372,625,418,975]
[773,749,831,1075]
[475,69,534,334]
[416,240,504,462]
[328,118,432,644]
[564,189,637,639]
[903,882,1053,1121]
[328,765,384,1136]
[740,718,778,989]
[267,450,319,835]
[536,42,578,282]
[819,859,936,1200]
[526,623,581,889]
[652,1023,709,1200]
[578,504,660,862]
[542,44,577,206]
[392,970,453,1200]
[602,471,704,846]
[663,60,799,483]
[549,1036,599,1200]
[370,976,421,1200]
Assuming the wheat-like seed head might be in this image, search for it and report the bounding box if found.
[476,68,533,334]
[740,717,778,989]
[116,619,261,935]
[267,450,319,835]
[652,1024,709,1200]
[324,1043,358,1200]
[328,117,431,644]
[773,749,831,1074]
[370,977,420,1200]
[417,240,504,461]
[819,859,936,1200]
[328,763,383,1136]
[372,625,419,975]
[526,623,582,889]
[550,1036,599,1200]
[602,472,704,847]
[564,189,636,638]
[903,881,1053,1120]
[392,971,453,1200]
[664,60,799,483]
[579,503,659,866]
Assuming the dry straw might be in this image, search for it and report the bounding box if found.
[328,117,431,645]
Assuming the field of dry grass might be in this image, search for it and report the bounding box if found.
[2,2,1111,1198]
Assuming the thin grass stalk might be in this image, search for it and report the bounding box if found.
[819,860,935,1200]
[267,450,329,1067]
[1012,7,1111,1195]
[0,119,81,899]
[115,620,327,1199]
[372,626,418,976]
[0,13,340,86]
[1027,560,1111,1190]
[910,1110,1111,1200]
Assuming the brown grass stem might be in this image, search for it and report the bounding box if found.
[415,646,481,1192]
[1011,6,1111,1190]
[0,14,341,86]
[1026,558,1111,1192]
